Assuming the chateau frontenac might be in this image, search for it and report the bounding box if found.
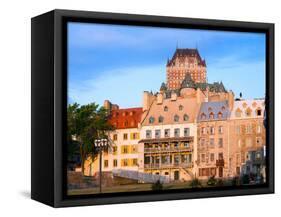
[84,48,266,183]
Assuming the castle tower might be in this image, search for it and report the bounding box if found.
[166,48,207,90]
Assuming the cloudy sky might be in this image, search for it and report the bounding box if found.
[67,22,266,108]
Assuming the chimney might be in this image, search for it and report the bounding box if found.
[228,91,234,110]
[156,92,163,104]
[143,91,155,111]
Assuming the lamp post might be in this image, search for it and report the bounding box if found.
[94,138,108,193]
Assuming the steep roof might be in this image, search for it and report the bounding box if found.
[167,48,206,67]
[197,101,230,122]
[230,99,265,119]
[108,107,143,129]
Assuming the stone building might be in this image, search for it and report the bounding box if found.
[166,48,207,90]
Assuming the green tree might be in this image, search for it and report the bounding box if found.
[67,103,114,174]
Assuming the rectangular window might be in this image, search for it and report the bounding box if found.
[174,128,180,137]
[122,159,128,167]
[121,145,129,154]
[201,154,206,162]
[130,132,139,140]
[146,130,152,139]
[218,153,223,160]
[218,138,223,148]
[104,160,108,168]
[218,126,223,134]
[131,145,138,153]
[209,138,214,148]
[113,134,118,141]
[113,159,118,167]
[112,146,118,155]
[155,129,161,138]
[210,153,215,162]
[201,127,206,135]
[123,133,128,140]
[164,129,170,137]
[184,142,190,148]
[236,126,240,135]
[184,128,190,137]
[210,126,215,135]
[132,158,138,166]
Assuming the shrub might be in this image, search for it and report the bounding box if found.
[190,177,202,188]
[242,174,250,184]
[152,180,163,191]
[232,176,240,186]
[216,179,224,187]
[207,176,217,186]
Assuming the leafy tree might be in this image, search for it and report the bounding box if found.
[67,102,114,174]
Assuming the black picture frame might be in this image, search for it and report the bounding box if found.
[31,9,274,207]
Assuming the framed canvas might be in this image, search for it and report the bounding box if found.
[31,9,274,207]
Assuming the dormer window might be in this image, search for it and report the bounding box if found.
[245,108,252,117]
[201,113,206,119]
[183,114,189,121]
[235,108,242,117]
[164,106,168,112]
[149,116,155,124]
[217,112,223,119]
[174,115,179,122]
[158,116,164,123]
[256,108,262,116]
[209,112,214,119]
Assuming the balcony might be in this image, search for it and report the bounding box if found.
[144,146,193,153]
[144,162,193,169]
[216,159,224,167]
[139,136,193,144]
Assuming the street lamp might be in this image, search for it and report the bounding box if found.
[94,138,108,193]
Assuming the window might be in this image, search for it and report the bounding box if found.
[210,153,215,162]
[164,129,170,137]
[112,146,118,155]
[104,160,108,168]
[121,145,129,154]
[246,124,252,134]
[130,132,139,140]
[123,133,128,140]
[218,153,223,160]
[236,126,241,135]
[183,114,189,121]
[218,138,223,148]
[174,128,180,137]
[146,130,152,139]
[174,155,180,164]
[201,113,206,119]
[184,142,190,148]
[218,126,223,134]
[179,105,183,111]
[132,158,138,166]
[209,138,214,148]
[235,109,242,117]
[201,127,206,135]
[256,109,262,116]
[245,108,252,117]
[113,134,118,141]
[124,120,128,127]
[201,154,206,162]
[113,159,118,167]
[122,159,129,166]
[200,138,205,147]
[246,138,252,147]
[217,112,223,119]
[131,145,138,153]
[149,116,155,124]
[164,106,168,112]
[155,129,161,138]
[165,172,169,175]
[174,115,179,122]
[184,128,190,137]
[256,152,261,160]
[210,126,215,135]
[158,116,164,123]
[209,112,214,119]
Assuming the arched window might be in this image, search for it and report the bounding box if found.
[245,107,252,117]
[235,108,242,117]
[174,115,179,122]
[149,116,155,124]
[183,114,189,121]
[201,113,206,119]
[164,106,168,112]
[256,108,262,116]
[209,112,214,119]
[179,105,183,111]
[217,112,223,119]
[158,116,164,123]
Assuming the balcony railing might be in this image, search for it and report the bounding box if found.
[144,146,193,153]
[144,162,193,169]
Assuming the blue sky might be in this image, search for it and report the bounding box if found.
[68,22,266,108]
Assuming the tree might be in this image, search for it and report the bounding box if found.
[67,102,114,174]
